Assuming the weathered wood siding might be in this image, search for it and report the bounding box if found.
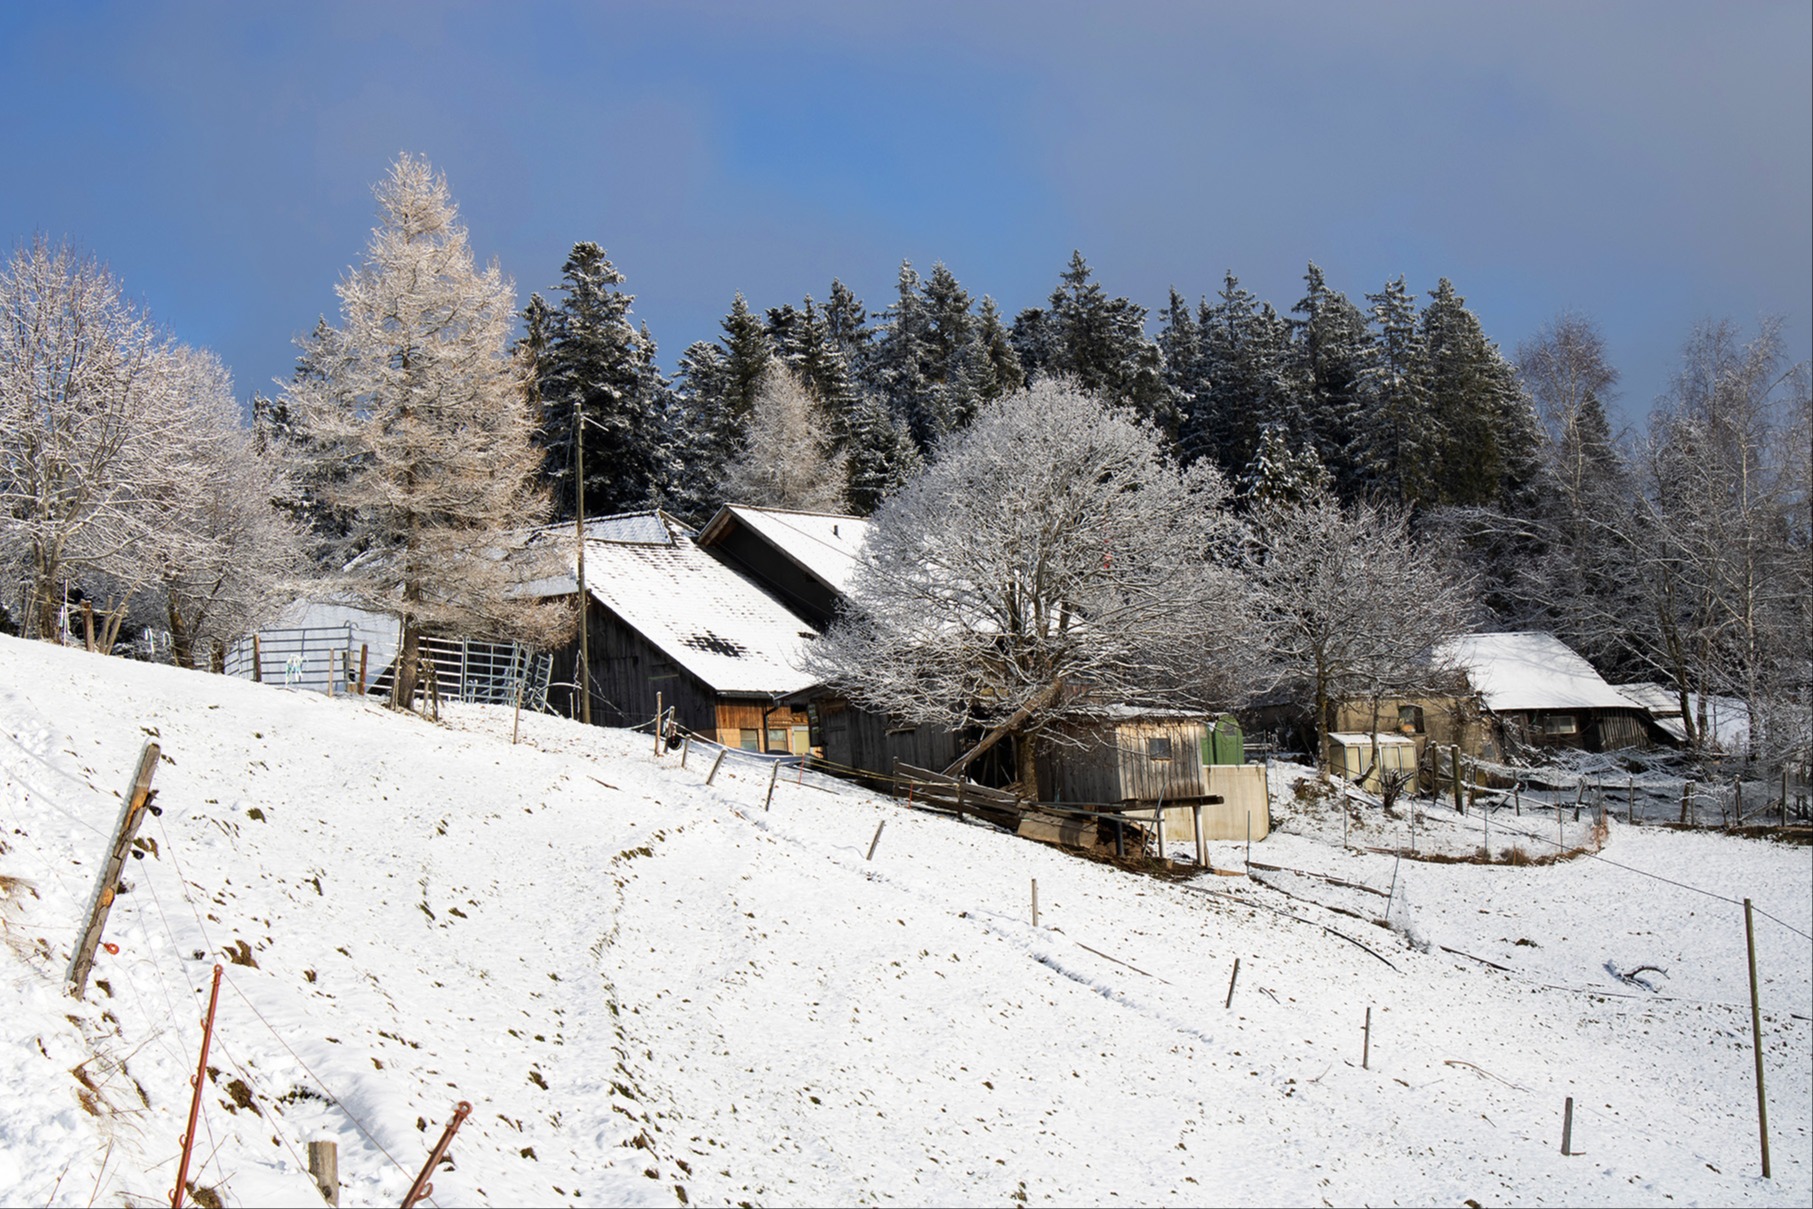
[1041,719,1209,805]
[814,696,960,781]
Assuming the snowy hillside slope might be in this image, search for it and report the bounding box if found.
[1,634,1808,1207]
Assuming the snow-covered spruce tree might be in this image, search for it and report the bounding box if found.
[1288,263,1372,493]
[0,238,169,639]
[281,154,560,708]
[530,242,665,520]
[1420,278,1542,509]
[1242,425,1333,512]
[719,364,849,512]
[807,379,1256,799]
[1352,276,1435,505]
[1028,252,1172,438]
[1247,489,1476,770]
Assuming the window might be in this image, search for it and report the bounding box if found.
[767,727,789,752]
[1398,705,1425,734]
[806,704,823,748]
[1543,714,1578,736]
[738,729,760,751]
[1147,736,1173,761]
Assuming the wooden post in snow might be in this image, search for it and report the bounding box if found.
[764,760,780,811]
[1452,745,1464,814]
[358,644,368,696]
[308,1140,339,1206]
[67,742,160,998]
[511,676,525,746]
[1745,898,1772,1178]
[1224,957,1240,1009]
[1191,803,1206,868]
[1362,1006,1372,1070]
[1030,878,1039,927]
[1561,1096,1574,1156]
[252,633,262,683]
[866,819,886,861]
[706,749,727,785]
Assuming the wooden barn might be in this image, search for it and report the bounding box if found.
[1434,632,1662,759]
[526,511,820,753]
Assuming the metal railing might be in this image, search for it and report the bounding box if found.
[226,625,552,711]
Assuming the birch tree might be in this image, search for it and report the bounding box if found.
[807,379,1255,798]
[281,154,560,707]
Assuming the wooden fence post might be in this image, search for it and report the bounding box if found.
[67,742,160,998]
[1561,1096,1574,1156]
[308,1140,339,1206]
[252,633,262,683]
[511,677,525,746]
[866,819,886,861]
[1030,878,1039,927]
[1452,746,1464,814]
[1681,780,1692,825]
[1734,775,1744,826]
[358,644,368,696]
[764,761,780,811]
[680,735,691,768]
[1362,1006,1372,1070]
[706,749,727,785]
[1745,898,1772,1178]
[1225,957,1240,1009]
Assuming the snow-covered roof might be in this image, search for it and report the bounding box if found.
[1436,632,1641,714]
[702,505,870,596]
[578,513,819,697]
[1614,683,1750,748]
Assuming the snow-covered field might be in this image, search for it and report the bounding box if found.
[2,634,1808,1207]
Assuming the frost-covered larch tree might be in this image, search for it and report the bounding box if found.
[282,154,557,708]
[807,379,1256,798]
[719,363,849,513]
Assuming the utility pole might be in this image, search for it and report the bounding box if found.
[573,392,591,726]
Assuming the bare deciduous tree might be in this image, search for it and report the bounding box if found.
[807,379,1256,797]
[1247,492,1477,770]
[125,346,306,667]
[0,238,169,638]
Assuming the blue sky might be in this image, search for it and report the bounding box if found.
[2,2,1807,430]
